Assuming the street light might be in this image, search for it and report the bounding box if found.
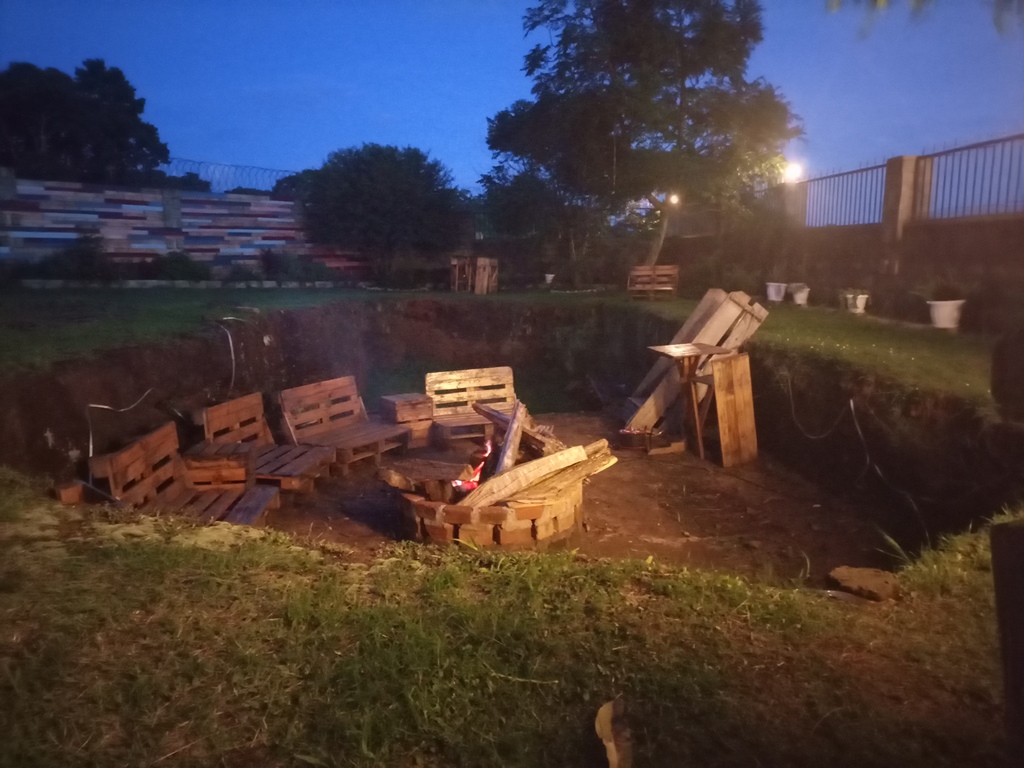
[668,193,680,205]
[782,162,804,184]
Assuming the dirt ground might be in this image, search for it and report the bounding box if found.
[269,412,890,583]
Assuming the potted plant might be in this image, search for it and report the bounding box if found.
[921,280,967,330]
[765,264,787,303]
[788,282,810,307]
[841,288,870,314]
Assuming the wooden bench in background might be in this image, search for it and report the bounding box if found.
[279,376,409,476]
[627,265,679,299]
[194,392,335,493]
[425,366,516,445]
[89,422,279,526]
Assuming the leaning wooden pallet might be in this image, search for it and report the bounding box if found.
[194,392,335,492]
[624,289,767,432]
[89,422,279,526]
[279,376,409,476]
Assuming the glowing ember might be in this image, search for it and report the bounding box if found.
[452,439,493,492]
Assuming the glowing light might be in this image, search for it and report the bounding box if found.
[782,162,804,184]
[452,439,493,492]
[668,193,680,205]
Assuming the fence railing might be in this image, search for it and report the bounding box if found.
[805,164,886,227]
[913,133,1024,220]
[161,158,298,193]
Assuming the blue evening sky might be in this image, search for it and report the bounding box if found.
[1,0,1022,189]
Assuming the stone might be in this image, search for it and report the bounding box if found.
[828,566,900,602]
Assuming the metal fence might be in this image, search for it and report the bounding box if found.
[805,164,887,226]
[160,158,299,193]
[913,133,1024,220]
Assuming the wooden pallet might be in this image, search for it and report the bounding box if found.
[381,392,434,423]
[196,392,335,492]
[89,422,279,526]
[625,289,767,432]
[279,376,409,476]
[627,265,679,299]
[426,366,516,446]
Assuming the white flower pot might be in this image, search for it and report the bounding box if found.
[789,284,810,306]
[544,273,555,285]
[766,282,787,302]
[844,293,869,314]
[927,299,965,330]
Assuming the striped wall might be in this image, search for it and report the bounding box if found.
[0,173,367,274]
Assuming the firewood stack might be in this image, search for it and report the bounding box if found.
[380,400,616,548]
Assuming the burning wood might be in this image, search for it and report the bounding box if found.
[379,459,476,503]
[472,402,568,456]
[459,445,588,508]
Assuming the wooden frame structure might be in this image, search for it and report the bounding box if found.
[195,392,335,492]
[627,265,679,299]
[89,422,279,525]
[451,256,499,295]
[279,376,409,476]
[625,289,767,433]
[425,366,516,445]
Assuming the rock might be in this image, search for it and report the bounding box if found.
[828,566,899,602]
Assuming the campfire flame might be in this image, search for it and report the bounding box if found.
[452,439,493,492]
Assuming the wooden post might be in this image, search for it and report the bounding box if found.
[991,519,1024,762]
[494,400,525,474]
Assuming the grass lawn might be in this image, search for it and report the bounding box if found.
[0,287,994,405]
[0,468,1009,767]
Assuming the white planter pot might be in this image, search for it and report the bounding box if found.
[766,282,787,302]
[789,284,810,306]
[927,299,965,330]
[844,293,869,314]
[544,273,555,285]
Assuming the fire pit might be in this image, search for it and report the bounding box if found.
[381,400,615,549]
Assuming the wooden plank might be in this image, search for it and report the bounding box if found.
[992,519,1024,763]
[426,367,515,416]
[494,400,525,474]
[202,393,273,445]
[223,485,280,526]
[472,402,568,456]
[201,489,241,522]
[460,446,587,507]
[712,354,758,467]
[509,455,617,502]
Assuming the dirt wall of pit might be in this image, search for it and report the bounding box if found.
[1,297,1021,542]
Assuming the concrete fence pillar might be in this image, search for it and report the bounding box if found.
[881,155,929,275]
[783,181,808,228]
[0,167,15,256]
[161,188,183,252]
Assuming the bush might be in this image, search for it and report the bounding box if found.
[28,235,114,281]
[152,251,211,281]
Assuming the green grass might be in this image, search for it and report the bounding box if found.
[0,469,1011,767]
[0,287,994,405]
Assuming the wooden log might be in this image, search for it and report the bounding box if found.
[472,402,568,456]
[460,445,587,508]
[992,519,1024,762]
[379,459,474,502]
[508,440,615,501]
[495,400,525,474]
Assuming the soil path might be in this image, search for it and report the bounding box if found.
[268,412,889,582]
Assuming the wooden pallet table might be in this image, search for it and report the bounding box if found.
[381,393,434,449]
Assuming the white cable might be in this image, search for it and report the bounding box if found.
[86,388,154,481]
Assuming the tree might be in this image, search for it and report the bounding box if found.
[828,0,1023,29]
[302,144,466,283]
[0,59,168,183]
[489,0,799,265]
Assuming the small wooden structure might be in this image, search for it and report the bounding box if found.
[426,366,516,445]
[627,265,679,299]
[649,346,758,466]
[279,376,409,476]
[625,289,767,433]
[89,422,279,525]
[451,256,499,295]
[194,392,335,493]
[380,392,434,449]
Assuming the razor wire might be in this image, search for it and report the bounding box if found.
[160,157,299,193]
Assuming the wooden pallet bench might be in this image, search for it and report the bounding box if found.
[193,392,335,493]
[425,366,516,445]
[627,265,679,299]
[89,422,279,526]
[279,376,409,476]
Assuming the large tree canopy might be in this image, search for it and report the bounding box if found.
[488,0,799,264]
[303,144,466,283]
[0,59,168,184]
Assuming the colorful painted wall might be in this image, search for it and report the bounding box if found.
[0,170,365,274]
